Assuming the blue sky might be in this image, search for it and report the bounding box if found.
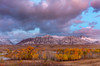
[81,7,100,29]
[30,0,41,4]
[71,7,100,32]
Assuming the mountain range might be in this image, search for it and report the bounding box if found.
[17,35,100,45]
[0,35,99,45]
[0,38,13,45]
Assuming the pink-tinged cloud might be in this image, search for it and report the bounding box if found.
[0,0,90,34]
[73,20,84,24]
[91,0,100,11]
[88,22,97,27]
[74,27,100,39]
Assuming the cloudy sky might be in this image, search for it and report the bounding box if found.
[0,0,100,43]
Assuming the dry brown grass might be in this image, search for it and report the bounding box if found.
[0,58,100,66]
[0,44,100,51]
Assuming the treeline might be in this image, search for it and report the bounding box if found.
[5,46,100,61]
[56,48,100,61]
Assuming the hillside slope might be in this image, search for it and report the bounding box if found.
[17,35,93,45]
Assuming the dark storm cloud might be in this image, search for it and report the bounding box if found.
[91,0,100,12]
[0,0,90,34]
[0,16,19,32]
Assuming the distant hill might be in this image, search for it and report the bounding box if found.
[17,35,100,45]
[0,38,13,45]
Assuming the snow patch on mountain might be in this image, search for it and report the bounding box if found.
[81,37,99,43]
[52,35,65,39]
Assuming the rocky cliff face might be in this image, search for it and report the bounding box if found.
[0,38,13,45]
[17,35,91,45]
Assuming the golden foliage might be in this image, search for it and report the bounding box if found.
[6,46,39,60]
[5,46,100,61]
[56,48,100,61]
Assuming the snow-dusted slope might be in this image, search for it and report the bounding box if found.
[0,38,13,45]
[17,35,89,45]
[81,37,99,43]
[52,35,65,39]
